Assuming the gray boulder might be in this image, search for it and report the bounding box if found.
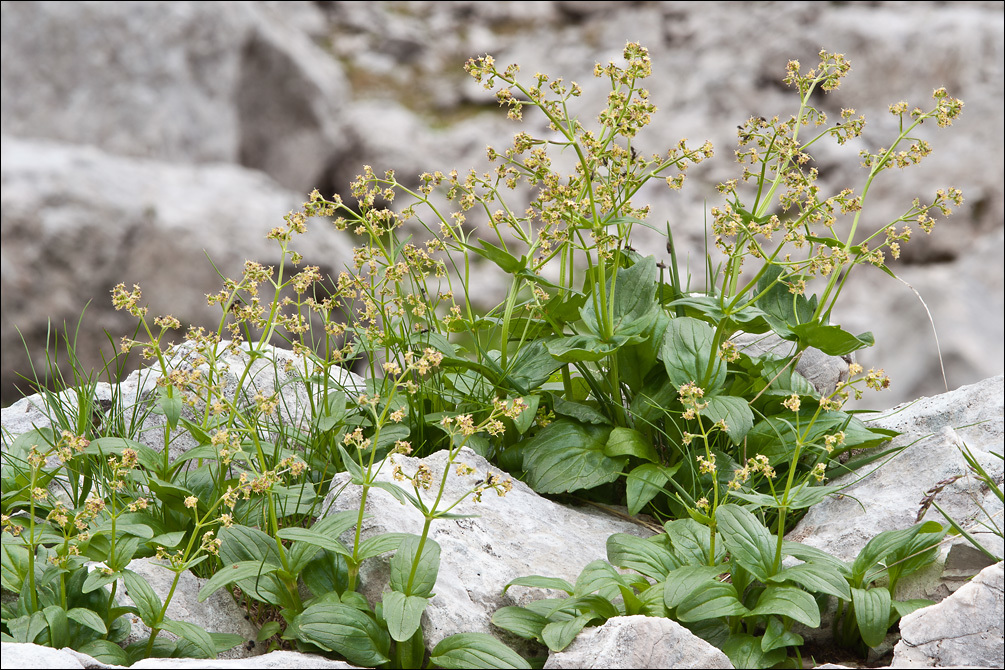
[786,375,1004,600]
[0,137,356,407]
[542,615,733,669]
[891,561,1004,668]
[322,447,656,655]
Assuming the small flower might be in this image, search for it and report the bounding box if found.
[697,454,717,475]
[184,496,199,509]
[782,394,801,412]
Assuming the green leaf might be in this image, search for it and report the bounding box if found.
[491,606,549,642]
[755,265,817,334]
[676,581,748,622]
[503,575,574,595]
[626,463,676,516]
[160,619,216,659]
[851,521,944,586]
[357,533,410,562]
[315,389,347,432]
[276,527,351,557]
[510,395,540,435]
[209,633,245,654]
[891,599,934,619]
[382,591,428,642]
[197,561,280,602]
[257,621,282,642]
[467,239,527,274]
[607,533,680,581]
[123,569,163,627]
[722,633,787,669]
[431,632,532,669]
[851,587,892,648]
[790,322,875,357]
[66,606,108,635]
[552,397,611,426]
[542,614,593,652]
[701,396,754,444]
[82,568,122,594]
[663,566,730,608]
[521,419,620,494]
[580,256,660,340]
[604,427,658,462]
[42,605,69,650]
[85,437,161,472]
[786,484,844,510]
[715,504,777,582]
[769,562,851,601]
[665,518,725,566]
[296,603,391,667]
[747,585,820,628]
[547,335,623,363]
[661,317,726,393]
[157,388,182,430]
[76,640,129,666]
[507,342,562,393]
[574,560,631,599]
[761,616,803,653]
[389,535,440,598]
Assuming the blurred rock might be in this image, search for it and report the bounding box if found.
[0,137,356,404]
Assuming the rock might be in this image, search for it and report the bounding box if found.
[730,332,851,396]
[114,558,262,660]
[321,447,656,656]
[0,1,350,191]
[541,615,733,669]
[0,137,357,406]
[1,339,365,464]
[891,561,1004,668]
[786,375,1004,600]
[0,642,362,669]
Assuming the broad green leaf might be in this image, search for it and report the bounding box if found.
[370,480,421,508]
[715,504,777,581]
[675,581,748,622]
[747,585,820,628]
[786,484,844,510]
[507,342,562,393]
[123,569,163,626]
[76,640,128,666]
[382,591,428,642]
[607,533,681,581]
[257,621,282,642]
[760,359,816,396]
[604,427,659,462]
[891,599,934,619]
[337,444,365,484]
[542,613,593,652]
[491,606,549,642]
[160,619,215,659]
[198,560,281,602]
[638,581,670,618]
[66,607,107,634]
[467,238,527,274]
[315,389,347,432]
[276,527,351,557]
[661,317,725,393]
[510,395,540,435]
[547,335,622,363]
[42,605,68,650]
[851,587,892,648]
[722,633,787,669]
[574,560,631,599]
[851,521,944,586]
[157,388,182,430]
[790,322,875,357]
[769,562,851,601]
[701,395,754,444]
[663,565,730,608]
[82,568,122,594]
[580,256,660,340]
[884,524,947,589]
[665,518,725,566]
[209,632,245,654]
[780,541,849,574]
[552,397,611,425]
[503,575,574,595]
[755,265,816,334]
[357,533,410,561]
[761,616,803,653]
[626,463,676,516]
[86,437,161,472]
[565,593,619,621]
[389,535,440,598]
[431,632,532,669]
[521,420,620,494]
[296,603,391,667]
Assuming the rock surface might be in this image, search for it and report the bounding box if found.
[322,448,656,658]
[2,1,1002,409]
[787,375,1004,599]
[541,615,734,669]
[892,561,1004,668]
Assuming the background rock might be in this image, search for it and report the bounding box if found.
[2,2,1002,421]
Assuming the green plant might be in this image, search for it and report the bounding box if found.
[929,441,1003,563]
[494,509,946,667]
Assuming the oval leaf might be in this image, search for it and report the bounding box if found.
[431,632,531,669]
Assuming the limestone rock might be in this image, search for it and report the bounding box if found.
[731,332,851,396]
[0,1,349,191]
[541,615,734,669]
[891,561,1004,668]
[786,375,1004,600]
[321,447,655,655]
[0,137,356,406]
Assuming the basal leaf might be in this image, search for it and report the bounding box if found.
[541,614,593,652]
[661,317,726,394]
[122,569,163,627]
[675,581,748,622]
[626,463,676,516]
[382,591,428,642]
[663,565,730,608]
[491,606,549,642]
[747,585,820,628]
[701,396,754,444]
[389,535,440,598]
[851,587,892,648]
[431,632,531,669]
[607,533,681,581]
[296,603,391,667]
[503,575,574,595]
[715,504,777,581]
[521,420,619,494]
[604,427,659,462]
[160,619,215,659]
